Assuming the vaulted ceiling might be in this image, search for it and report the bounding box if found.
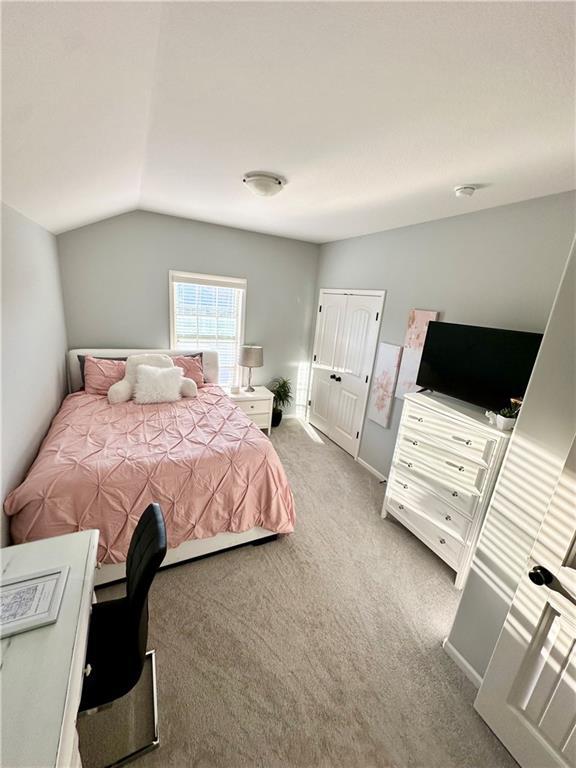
[3,2,575,243]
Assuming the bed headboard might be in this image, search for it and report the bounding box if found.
[67,348,219,392]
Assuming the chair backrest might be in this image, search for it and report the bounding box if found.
[125,503,167,661]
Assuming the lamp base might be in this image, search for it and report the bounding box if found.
[244,385,255,393]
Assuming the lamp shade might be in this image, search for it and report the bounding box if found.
[239,345,263,368]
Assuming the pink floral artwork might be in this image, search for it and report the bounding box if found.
[395,309,439,399]
[367,343,402,428]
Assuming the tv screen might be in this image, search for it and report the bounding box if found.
[416,321,543,411]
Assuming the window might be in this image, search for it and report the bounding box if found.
[169,271,246,387]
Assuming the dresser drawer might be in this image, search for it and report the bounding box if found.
[403,402,496,466]
[388,466,478,518]
[386,495,464,567]
[237,400,271,416]
[397,431,487,493]
[390,479,471,543]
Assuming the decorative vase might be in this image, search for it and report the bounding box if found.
[271,408,283,428]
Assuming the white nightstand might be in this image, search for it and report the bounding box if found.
[227,386,274,434]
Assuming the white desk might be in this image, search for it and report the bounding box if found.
[1,530,99,768]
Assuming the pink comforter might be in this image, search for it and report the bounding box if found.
[5,386,295,564]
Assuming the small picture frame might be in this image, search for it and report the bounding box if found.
[0,566,69,639]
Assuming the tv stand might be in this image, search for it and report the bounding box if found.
[382,391,511,589]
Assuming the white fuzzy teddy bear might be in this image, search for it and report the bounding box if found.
[108,353,198,404]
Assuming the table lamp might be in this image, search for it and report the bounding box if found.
[239,345,263,392]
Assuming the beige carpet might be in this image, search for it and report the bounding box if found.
[79,418,516,768]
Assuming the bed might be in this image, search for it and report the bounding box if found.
[4,348,295,585]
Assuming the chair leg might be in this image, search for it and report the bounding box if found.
[104,650,159,768]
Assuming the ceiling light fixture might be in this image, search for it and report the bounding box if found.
[242,172,285,197]
[454,185,477,198]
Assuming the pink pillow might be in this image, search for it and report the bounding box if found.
[84,356,126,395]
[172,355,204,387]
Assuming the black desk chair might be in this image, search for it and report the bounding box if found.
[79,502,167,764]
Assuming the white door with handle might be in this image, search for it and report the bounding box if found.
[309,290,384,457]
[475,436,576,768]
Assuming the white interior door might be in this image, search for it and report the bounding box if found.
[309,290,384,457]
[330,294,383,455]
[475,436,576,768]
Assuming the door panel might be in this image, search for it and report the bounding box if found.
[336,294,380,376]
[309,290,385,458]
[330,386,361,455]
[475,438,576,768]
[337,305,370,374]
[313,292,346,369]
[309,369,333,435]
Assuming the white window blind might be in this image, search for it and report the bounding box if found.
[169,271,246,387]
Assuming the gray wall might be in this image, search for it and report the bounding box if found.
[449,239,575,681]
[57,211,319,411]
[1,204,68,545]
[318,191,576,477]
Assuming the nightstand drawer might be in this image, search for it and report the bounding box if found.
[237,400,271,416]
[251,413,271,428]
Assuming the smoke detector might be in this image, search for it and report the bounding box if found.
[242,172,285,197]
[454,185,477,198]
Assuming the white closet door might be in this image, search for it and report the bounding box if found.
[330,294,382,455]
[312,292,346,369]
[309,290,384,458]
[475,437,576,768]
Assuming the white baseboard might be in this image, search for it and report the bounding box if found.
[442,637,483,688]
[356,456,387,482]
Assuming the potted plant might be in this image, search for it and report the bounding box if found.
[485,399,522,431]
[496,406,519,431]
[269,377,292,427]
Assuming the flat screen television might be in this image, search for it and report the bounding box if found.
[416,321,543,411]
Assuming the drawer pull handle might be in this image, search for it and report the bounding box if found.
[396,481,409,490]
[439,538,446,545]
[409,415,424,423]
[412,440,419,446]
[446,461,465,472]
[451,491,459,497]
[452,436,473,446]
[398,504,404,510]
[445,515,452,521]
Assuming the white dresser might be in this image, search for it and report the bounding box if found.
[383,392,511,589]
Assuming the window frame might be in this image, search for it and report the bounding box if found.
[169,270,247,386]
